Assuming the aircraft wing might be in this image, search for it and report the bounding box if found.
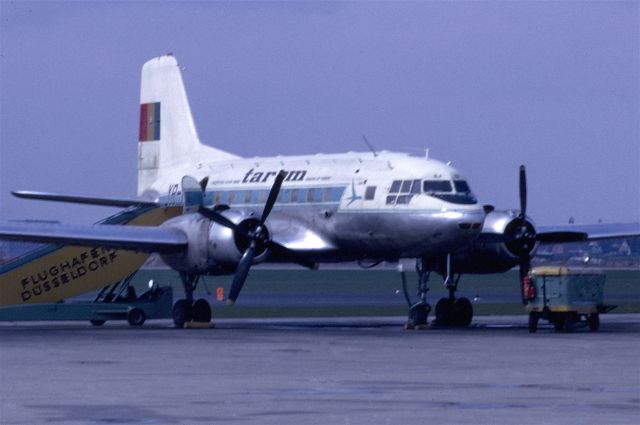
[537,222,640,241]
[12,191,158,208]
[0,222,187,253]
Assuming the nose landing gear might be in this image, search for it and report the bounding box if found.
[402,259,432,329]
[402,255,474,329]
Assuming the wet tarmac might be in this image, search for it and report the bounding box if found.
[1,314,639,425]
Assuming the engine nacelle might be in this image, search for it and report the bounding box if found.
[446,210,538,274]
[160,209,269,275]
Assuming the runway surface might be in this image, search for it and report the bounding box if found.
[1,314,639,425]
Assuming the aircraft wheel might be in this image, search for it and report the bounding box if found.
[587,313,600,332]
[563,313,577,333]
[90,319,106,327]
[406,302,430,329]
[172,299,190,328]
[528,313,539,333]
[453,297,473,327]
[192,298,212,323]
[435,298,453,326]
[127,308,146,327]
[552,316,565,332]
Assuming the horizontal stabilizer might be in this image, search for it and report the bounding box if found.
[0,222,187,253]
[13,191,158,208]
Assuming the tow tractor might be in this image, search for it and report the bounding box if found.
[0,274,172,326]
[524,266,614,333]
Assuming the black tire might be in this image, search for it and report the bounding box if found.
[127,308,146,327]
[90,319,106,327]
[453,298,473,327]
[563,313,577,333]
[552,316,565,331]
[192,298,212,323]
[587,313,600,332]
[435,298,453,326]
[408,303,429,327]
[172,299,189,328]
[528,313,539,333]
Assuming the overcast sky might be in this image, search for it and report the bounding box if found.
[1,1,638,226]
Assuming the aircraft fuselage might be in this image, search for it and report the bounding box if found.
[150,151,486,262]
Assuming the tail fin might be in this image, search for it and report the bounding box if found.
[137,54,239,197]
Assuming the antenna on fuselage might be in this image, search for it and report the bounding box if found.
[362,135,378,157]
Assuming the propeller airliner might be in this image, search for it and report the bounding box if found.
[1,55,638,328]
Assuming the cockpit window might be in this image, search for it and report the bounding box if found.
[387,179,419,205]
[410,180,421,194]
[423,179,477,205]
[454,180,471,194]
[423,180,453,193]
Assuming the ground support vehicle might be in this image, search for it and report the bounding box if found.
[525,267,614,333]
[0,275,172,326]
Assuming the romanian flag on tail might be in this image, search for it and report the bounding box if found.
[139,102,161,141]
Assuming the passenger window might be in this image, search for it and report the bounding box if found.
[332,187,345,202]
[280,189,290,203]
[244,190,252,204]
[307,188,315,203]
[323,187,332,202]
[365,186,376,200]
[290,189,299,203]
[389,181,402,193]
[214,192,221,205]
[228,192,236,204]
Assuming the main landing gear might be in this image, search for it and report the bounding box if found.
[172,273,212,328]
[403,255,473,329]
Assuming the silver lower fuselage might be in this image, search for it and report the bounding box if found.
[268,204,485,262]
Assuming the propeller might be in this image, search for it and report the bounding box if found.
[511,165,586,304]
[507,165,537,304]
[193,170,317,304]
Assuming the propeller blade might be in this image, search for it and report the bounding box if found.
[519,165,527,219]
[267,241,318,270]
[198,206,240,233]
[227,242,256,304]
[261,170,286,224]
[536,231,587,244]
